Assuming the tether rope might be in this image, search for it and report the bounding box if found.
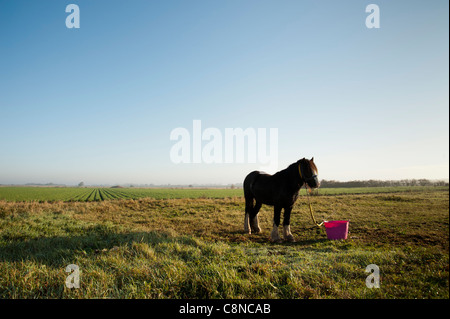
[298,162,324,227]
[304,185,324,227]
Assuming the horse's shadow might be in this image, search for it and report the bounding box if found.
[1,227,330,269]
[0,231,194,267]
[227,227,329,246]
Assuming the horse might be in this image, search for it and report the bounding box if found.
[243,157,319,242]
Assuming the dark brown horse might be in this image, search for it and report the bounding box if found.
[243,158,319,242]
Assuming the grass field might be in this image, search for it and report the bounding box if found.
[0,186,448,298]
[0,187,244,202]
[0,186,446,202]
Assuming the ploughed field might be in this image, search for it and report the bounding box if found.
[0,186,446,202]
[0,186,448,298]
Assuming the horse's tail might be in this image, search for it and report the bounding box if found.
[243,171,261,233]
[243,171,260,201]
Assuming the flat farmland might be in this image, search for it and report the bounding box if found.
[0,186,446,202]
[0,187,244,202]
[0,186,448,299]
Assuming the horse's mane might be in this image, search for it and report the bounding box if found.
[308,160,318,174]
[279,158,318,176]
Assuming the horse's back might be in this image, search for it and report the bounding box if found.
[244,171,272,198]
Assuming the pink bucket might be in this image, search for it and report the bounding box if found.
[324,220,349,240]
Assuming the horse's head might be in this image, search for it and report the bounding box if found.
[298,157,320,189]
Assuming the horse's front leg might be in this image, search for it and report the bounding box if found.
[270,206,282,242]
[283,206,295,242]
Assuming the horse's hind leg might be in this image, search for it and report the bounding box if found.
[244,196,254,234]
[249,201,262,233]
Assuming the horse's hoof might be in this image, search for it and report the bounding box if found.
[270,236,282,243]
[284,235,295,242]
[251,227,261,233]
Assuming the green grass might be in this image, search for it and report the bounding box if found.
[0,186,447,202]
[0,187,245,202]
[0,187,448,298]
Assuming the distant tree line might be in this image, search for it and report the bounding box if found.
[319,179,448,188]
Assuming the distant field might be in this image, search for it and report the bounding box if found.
[0,187,243,202]
[0,186,447,202]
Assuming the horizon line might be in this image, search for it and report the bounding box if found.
[1,178,449,188]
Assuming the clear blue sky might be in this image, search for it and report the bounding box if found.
[1,0,448,185]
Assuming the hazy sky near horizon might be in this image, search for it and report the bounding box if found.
[1,0,448,185]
